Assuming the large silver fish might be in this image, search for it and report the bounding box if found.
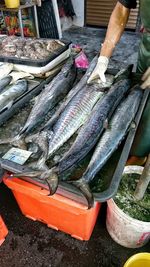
[43,55,99,130]
[19,57,77,135]
[71,87,143,208]
[0,79,28,113]
[47,84,106,156]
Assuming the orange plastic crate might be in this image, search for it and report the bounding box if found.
[0,215,8,246]
[3,175,101,241]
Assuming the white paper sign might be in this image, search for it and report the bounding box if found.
[2,148,32,165]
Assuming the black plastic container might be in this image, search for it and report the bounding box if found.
[0,39,71,67]
[0,87,149,207]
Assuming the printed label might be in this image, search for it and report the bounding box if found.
[2,148,32,165]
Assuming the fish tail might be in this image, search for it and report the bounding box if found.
[13,167,59,195]
[45,169,59,195]
[70,179,94,209]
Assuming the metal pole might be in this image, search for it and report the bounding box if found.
[18,9,24,38]
[33,4,40,38]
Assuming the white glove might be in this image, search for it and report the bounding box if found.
[141,67,150,89]
[87,56,109,84]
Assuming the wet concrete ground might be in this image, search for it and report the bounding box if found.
[0,27,149,266]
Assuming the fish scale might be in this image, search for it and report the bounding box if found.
[47,84,105,158]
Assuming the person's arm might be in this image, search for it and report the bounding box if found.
[100,2,130,58]
[88,2,130,83]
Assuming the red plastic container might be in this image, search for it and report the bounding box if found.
[0,215,8,246]
[3,175,101,241]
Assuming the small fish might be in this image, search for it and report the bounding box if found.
[0,63,13,80]
[0,79,28,113]
[0,76,12,93]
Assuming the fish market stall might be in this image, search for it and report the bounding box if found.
[0,46,149,241]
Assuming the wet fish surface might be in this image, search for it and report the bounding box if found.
[43,55,99,130]
[58,78,131,173]
[73,86,143,207]
[46,83,106,158]
[0,56,97,148]
[0,75,12,93]
[0,79,28,113]
[19,57,77,135]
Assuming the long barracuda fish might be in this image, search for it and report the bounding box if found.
[19,57,77,135]
[0,79,28,112]
[70,87,143,208]
[42,55,99,130]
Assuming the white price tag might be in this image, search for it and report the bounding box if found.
[2,148,32,165]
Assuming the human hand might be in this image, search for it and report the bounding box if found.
[87,56,109,84]
[141,67,150,89]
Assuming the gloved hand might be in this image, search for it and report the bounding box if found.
[141,67,150,89]
[87,56,109,84]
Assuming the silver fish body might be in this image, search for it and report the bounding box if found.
[43,55,99,130]
[58,78,131,173]
[0,79,27,112]
[47,83,105,158]
[82,87,143,184]
[67,86,143,208]
[0,76,12,93]
[20,58,76,135]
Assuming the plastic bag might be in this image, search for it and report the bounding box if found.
[75,50,89,69]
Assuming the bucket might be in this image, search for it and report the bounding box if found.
[106,166,150,248]
[5,0,20,8]
[123,253,150,267]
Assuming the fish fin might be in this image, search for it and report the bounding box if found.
[12,170,43,178]
[39,167,59,195]
[70,179,94,209]
[0,100,13,112]
[103,119,108,129]
[95,86,109,92]
[14,167,59,195]
[45,172,59,195]
[130,121,137,130]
